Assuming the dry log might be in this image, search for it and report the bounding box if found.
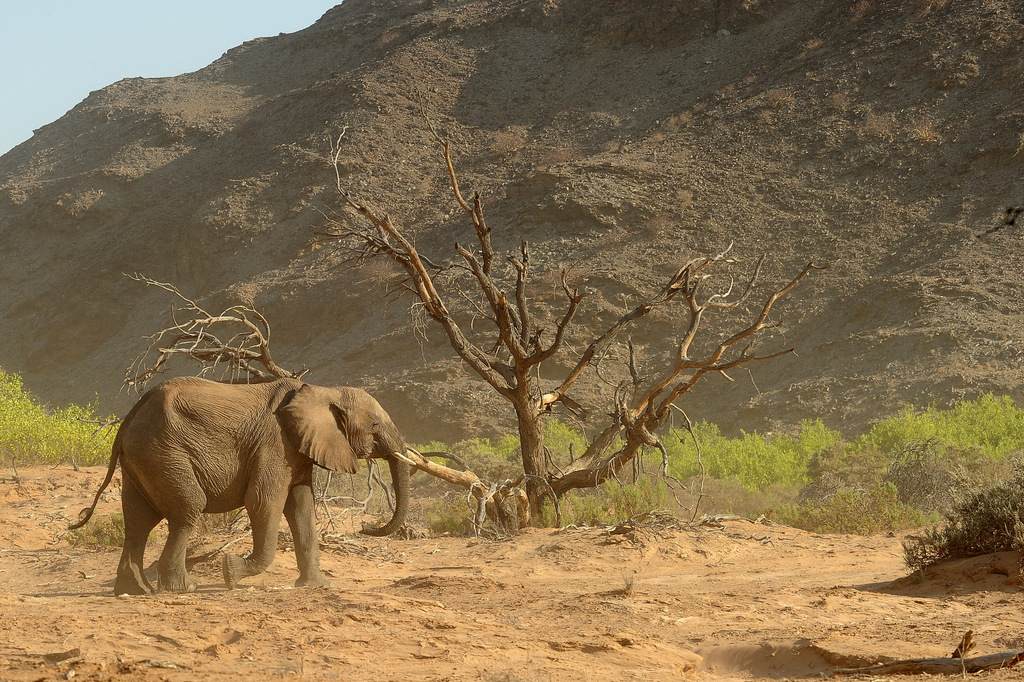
[396,449,529,530]
[832,649,1024,676]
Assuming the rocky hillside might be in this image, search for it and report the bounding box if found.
[1,0,1022,442]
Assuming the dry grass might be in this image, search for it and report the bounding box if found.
[764,88,795,108]
[849,0,875,21]
[662,112,693,133]
[646,214,676,239]
[913,0,951,19]
[828,92,852,113]
[491,126,529,158]
[909,120,943,143]
[594,225,629,249]
[714,83,737,101]
[65,512,125,548]
[860,113,896,142]
[377,27,402,47]
[359,258,401,286]
[536,146,580,166]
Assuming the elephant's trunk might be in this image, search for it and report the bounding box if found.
[359,453,409,537]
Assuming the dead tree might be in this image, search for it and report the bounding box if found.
[325,119,821,518]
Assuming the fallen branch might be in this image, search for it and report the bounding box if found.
[833,650,1024,676]
[398,449,529,531]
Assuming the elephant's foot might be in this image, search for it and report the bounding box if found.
[114,573,154,596]
[294,572,332,589]
[221,553,251,590]
[157,572,197,593]
[115,562,154,596]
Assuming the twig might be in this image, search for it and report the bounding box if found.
[186,530,253,564]
[672,405,707,523]
[123,273,304,389]
[11,460,25,492]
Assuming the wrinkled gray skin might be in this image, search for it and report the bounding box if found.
[70,377,409,595]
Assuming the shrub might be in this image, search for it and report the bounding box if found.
[410,436,521,494]
[773,482,936,535]
[681,477,802,519]
[883,439,957,512]
[66,512,125,547]
[543,420,589,469]
[425,493,476,536]
[540,476,670,527]
[666,419,838,491]
[903,464,1024,571]
[0,366,117,466]
[420,395,1024,536]
[764,88,795,108]
[804,395,1024,502]
[860,394,1024,460]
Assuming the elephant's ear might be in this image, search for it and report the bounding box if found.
[276,385,359,474]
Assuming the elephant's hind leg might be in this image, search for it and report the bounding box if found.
[116,477,161,595]
[222,490,286,589]
[155,484,205,593]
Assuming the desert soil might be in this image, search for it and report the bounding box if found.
[2,467,1022,681]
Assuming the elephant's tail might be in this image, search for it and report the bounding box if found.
[68,431,123,530]
[359,452,410,537]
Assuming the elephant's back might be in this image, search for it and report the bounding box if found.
[127,377,298,425]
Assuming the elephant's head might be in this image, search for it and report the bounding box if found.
[276,384,409,537]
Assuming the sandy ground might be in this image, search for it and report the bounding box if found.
[2,467,1023,681]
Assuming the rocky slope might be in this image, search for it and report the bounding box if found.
[1,0,1022,442]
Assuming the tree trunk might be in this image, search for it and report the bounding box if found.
[514,394,546,518]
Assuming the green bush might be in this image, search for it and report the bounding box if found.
[0,366,117,466]
[416,395,1024,535]
[410,438,521,493]
[540,476,670,527]
[543,419,590,468]
[802,395,1024,515]
[772,482,936,535]
[859,394,1024,460]
[903,464,1024,571]
[665,419,839,491]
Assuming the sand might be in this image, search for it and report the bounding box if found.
[2,466,1022,680]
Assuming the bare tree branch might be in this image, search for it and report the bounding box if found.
[554,259,825,495]
[123,274,305,389]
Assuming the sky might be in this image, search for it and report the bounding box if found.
[0,1,340,157]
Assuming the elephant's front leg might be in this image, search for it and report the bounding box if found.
[284,483,331,588]
[222,489,287,589]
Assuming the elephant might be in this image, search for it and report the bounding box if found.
[70,377,410,595]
